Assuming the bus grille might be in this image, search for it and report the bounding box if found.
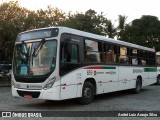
[17,90,40,98]
[14,75,48,83]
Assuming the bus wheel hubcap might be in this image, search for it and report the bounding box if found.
[84,88,92,98]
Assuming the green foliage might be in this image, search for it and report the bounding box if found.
[59,9,107,35]
[0,1,28,61]
[123,15,160,50]
[0,1,65,62]
[104,20,116,38]
[1,1,160,62]
[117,15,128,40]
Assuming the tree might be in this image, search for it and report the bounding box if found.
[104,20,116,38]
[59,9,107,35]
[34,6,65,28]
[123,15,160,50]
[0,1,30,61]
[23,6,65,30]
[117,15,128,40]
[0,1,66,61]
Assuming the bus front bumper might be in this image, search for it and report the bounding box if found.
[12,86,60,100]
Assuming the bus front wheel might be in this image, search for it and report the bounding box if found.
[78,82,94,105]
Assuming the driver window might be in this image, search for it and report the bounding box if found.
[63,43,79,63]
[71,44,79,63]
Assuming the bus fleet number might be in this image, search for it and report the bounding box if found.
[87,70,93,75]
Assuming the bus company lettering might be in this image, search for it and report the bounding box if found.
[71,39,80,42]
[30,66,50,72]
[96,72,104,74]
[106,71,116,75]
[157,69,160,72]
[133,69,143,73]
[27,85,42,89]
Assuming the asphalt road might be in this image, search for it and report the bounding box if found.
[0,84,160,119]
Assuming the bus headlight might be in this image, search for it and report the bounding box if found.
[43,77,56,90]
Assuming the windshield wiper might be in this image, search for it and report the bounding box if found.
[32,38,45,57]
[20,41,29,64]
[21,41,28,54]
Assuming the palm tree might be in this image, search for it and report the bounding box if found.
[104,20,116,38]
[117,15,128,39]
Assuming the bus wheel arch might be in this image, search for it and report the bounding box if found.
[83,78,97,95]
[132,76,142,94]
[157,75,160,85]
[78,78,96,105]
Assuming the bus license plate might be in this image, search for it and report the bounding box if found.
[24,95,32,99]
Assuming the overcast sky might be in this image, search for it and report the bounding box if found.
[1,0,160,23]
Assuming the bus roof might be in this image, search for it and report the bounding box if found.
[20,26,154,52]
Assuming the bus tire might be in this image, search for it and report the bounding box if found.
[78,82,94,105]
[157,75,160,85]
[132,77,142,94]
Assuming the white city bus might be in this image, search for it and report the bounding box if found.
[12,27,156,104]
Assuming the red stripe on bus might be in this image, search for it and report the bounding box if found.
[84,66,104,69]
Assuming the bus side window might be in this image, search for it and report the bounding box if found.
[61,43,79,63]
[131,49,138,65]
[70,44,79,63]
[120,46,129,64]
[85,39,102,63]
[105,45,115,63]
[61,42,69,63]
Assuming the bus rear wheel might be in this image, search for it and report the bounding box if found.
[132,77,142,94]
[78,82,94,105]
[157,76,160,85]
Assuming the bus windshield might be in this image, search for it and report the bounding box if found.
[13,40,57,76]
